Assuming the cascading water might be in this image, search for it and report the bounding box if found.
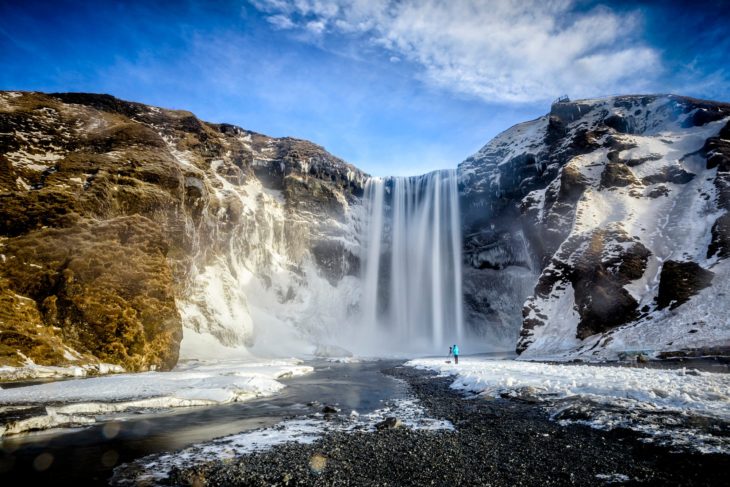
[360,169,464,353]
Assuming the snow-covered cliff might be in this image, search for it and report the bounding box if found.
[2,90,728,370]
[459,94,730,360]
[0,91,365,371]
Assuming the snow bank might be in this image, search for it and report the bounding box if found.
[0,359,313,437]
[0,362,125,381]
[407,357,730,453]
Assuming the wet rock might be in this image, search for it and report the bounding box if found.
[375,417,403,430]
[322,405,340,414]
[313,344,353,358]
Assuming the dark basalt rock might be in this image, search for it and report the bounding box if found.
[375,417,402,430]
[310,240,360,285]
[641,166,695,185]
[531,164,587,263]
[517,226,652,352]
[657,261,714,310]
[681,107,729,128]
[604,114,632,133]
[647,185,670,198]
[708,213,730,259]
[623,153,663,167]
[571,229,651,339]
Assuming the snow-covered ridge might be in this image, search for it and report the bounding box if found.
[457,94,730,360]
[408,357,730,453]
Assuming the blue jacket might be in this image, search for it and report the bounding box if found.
[452,345,459,355]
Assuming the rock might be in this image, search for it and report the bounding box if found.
[657,261,714,310]
[708,213,730,259]
[600,163,640,188]
[604,114,633,133]
[322,405,340,414]
[0,90,366,371]
[646,185,670,198]
[313,344,354,358]
[517,224,651,351]
[375,417,403,430]
[641,166,695,185]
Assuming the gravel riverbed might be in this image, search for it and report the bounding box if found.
[164,365,729,486]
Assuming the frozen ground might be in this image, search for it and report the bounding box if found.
[0,361,125,382]
[0,359,312,437]
[111,395,453,486]
[408,357,730,453]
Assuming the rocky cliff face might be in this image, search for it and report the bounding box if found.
[0,91,365,371]
[2,90,728,370]
[459,94,730,359]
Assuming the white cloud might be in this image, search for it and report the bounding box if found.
[266,14,295,29]
[305,19,326,34]
[249,0,663,103]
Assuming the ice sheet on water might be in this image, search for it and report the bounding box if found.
[407,357,730,453]
[0,359,313,437]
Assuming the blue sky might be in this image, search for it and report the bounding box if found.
[1,1,728,176]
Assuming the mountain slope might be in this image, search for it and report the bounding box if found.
[459,94,730,360]
[0,91,365,372]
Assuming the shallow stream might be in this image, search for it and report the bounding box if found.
[0,359,405,486]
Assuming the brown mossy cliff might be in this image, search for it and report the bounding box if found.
[0,91,365,371]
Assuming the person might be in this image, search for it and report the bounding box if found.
[452,344,459,364]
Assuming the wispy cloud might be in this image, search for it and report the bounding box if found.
[248,0,662,103]
[267,14,296,29]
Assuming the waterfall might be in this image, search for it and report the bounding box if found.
[360,170,464,353]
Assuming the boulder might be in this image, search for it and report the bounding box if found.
[375,417,403,430]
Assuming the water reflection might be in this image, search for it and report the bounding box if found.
[0,360,405,486]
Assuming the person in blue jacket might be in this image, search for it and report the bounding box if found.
[452,344,460,364]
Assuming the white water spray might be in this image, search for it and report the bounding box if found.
[360,170,464,353]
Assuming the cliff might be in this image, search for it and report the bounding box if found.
[2,90,729,371]
[0,91,365,372]
[459,94,730,359]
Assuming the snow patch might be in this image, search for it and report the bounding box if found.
[408,357,730,453]
[0,359,313,437]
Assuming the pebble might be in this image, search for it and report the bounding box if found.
[167,366,729,486]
